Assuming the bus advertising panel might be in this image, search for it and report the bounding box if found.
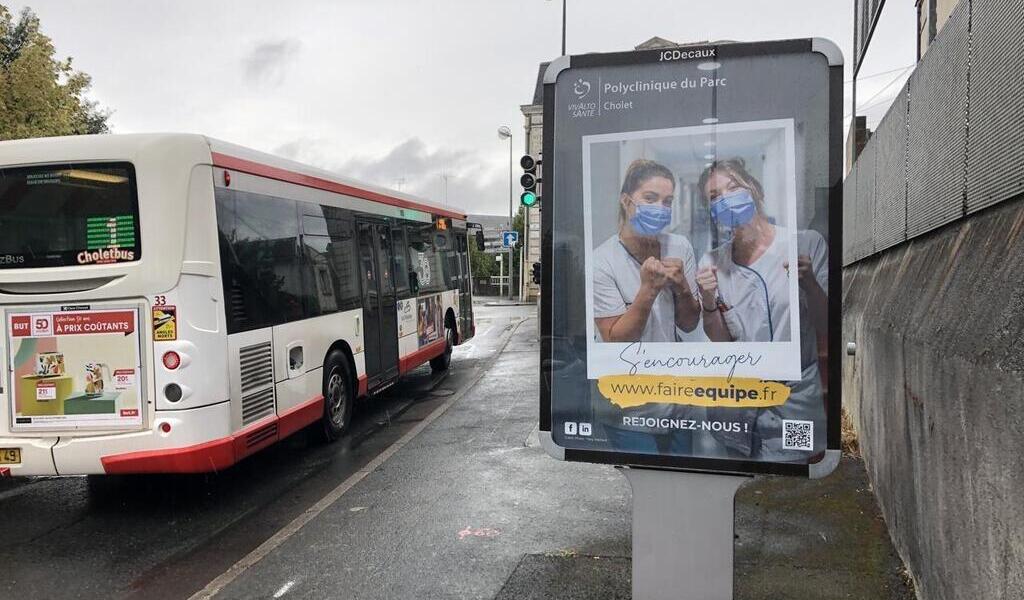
[7,305,145,431]
[539,39,843,477]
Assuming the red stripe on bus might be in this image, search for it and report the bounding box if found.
[101,395,326,474]
[211,152,466,221]
[277,395,325,440]
[231,417,279,462]
[399,338,448,374]
[102,436,235,474]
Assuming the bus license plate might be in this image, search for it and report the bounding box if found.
[0,448,21,464]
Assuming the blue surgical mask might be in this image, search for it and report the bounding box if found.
[629,203,672,236]
[709,188,757,229]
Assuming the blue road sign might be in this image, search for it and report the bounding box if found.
[501,230,519,248]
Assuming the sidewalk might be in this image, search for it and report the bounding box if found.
[215,314,914,599]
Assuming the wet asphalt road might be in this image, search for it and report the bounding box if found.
[1,301,914,600]
[0,302,534,600]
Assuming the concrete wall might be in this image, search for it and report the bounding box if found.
[842,193,1024,600]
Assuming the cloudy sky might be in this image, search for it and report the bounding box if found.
[13,0,915,215]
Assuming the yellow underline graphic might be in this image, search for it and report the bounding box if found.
[597,375,791,409]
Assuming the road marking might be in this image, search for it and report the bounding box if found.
[189,317,528,600]
[272,581,295,598]
[457,526,501,540]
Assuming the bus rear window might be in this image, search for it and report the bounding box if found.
[0,162,141,269]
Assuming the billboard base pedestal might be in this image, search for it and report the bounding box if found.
[622,467,749,600]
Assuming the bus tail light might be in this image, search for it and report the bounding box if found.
[159,422,172,433]
[162,351,181,370]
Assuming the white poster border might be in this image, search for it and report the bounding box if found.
[582,118,802,381]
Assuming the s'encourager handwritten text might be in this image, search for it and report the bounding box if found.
[597,375,791,409]
[618,341,763,379]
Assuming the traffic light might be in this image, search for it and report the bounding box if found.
[520,154,541,207]
[531,261,541,284]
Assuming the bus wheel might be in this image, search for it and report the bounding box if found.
[430,325,455,372]
[320,352,353,442]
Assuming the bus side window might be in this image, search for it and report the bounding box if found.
[301,234,338,316]
[391,225,411,298]
[300,209,337,316]
[322,209,361,311]
[216,192,250,332]
[407,223,445,294]
[215,189,302,333]
[440,232,458,291]
[376,226,395,295]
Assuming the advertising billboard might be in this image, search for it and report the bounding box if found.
[539,39,843,477]
[7,305,145,431]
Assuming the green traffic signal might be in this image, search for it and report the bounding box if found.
[520,191,538,207]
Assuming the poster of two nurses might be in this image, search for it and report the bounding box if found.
[542,40,842,476]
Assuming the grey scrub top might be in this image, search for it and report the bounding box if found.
[592,232,702,342]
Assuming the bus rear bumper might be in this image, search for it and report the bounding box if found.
[0,437,59,477]
[100,435,235,475]
[97,396,325,474]
[7,396,326,476]
[51,401,234,475]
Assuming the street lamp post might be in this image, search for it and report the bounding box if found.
[546,0,567,55]
[497,125,514,301]
[561,0,566,55]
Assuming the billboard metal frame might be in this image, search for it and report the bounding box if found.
[538,38,844,478]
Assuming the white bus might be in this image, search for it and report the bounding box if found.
[0,134,475,476]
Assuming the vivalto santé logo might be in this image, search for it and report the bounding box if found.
[573,78,591,99]
[77,248,135,265]
[568,77,597,118]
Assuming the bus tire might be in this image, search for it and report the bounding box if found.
[430,324,455,372]
[320,351,353,442]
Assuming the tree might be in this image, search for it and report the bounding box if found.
[469,237,496,279]
[0,5,110,140]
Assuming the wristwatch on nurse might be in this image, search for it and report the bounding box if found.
[703,297,729,313]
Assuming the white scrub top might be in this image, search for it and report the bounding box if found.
[592,232,703,342]
[591,231,703,430]
[700,226,830,460]
[700,226,828,364]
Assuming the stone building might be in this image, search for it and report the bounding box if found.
[519,37,689,302]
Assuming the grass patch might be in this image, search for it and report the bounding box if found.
[841,407,860,458]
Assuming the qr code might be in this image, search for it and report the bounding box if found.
[782,420,814,450]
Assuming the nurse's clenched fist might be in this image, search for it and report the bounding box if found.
[660,257,690,294]
[695,266,719,308]
[640,257,670,292]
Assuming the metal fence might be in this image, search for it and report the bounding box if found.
[844,0,1024,266]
